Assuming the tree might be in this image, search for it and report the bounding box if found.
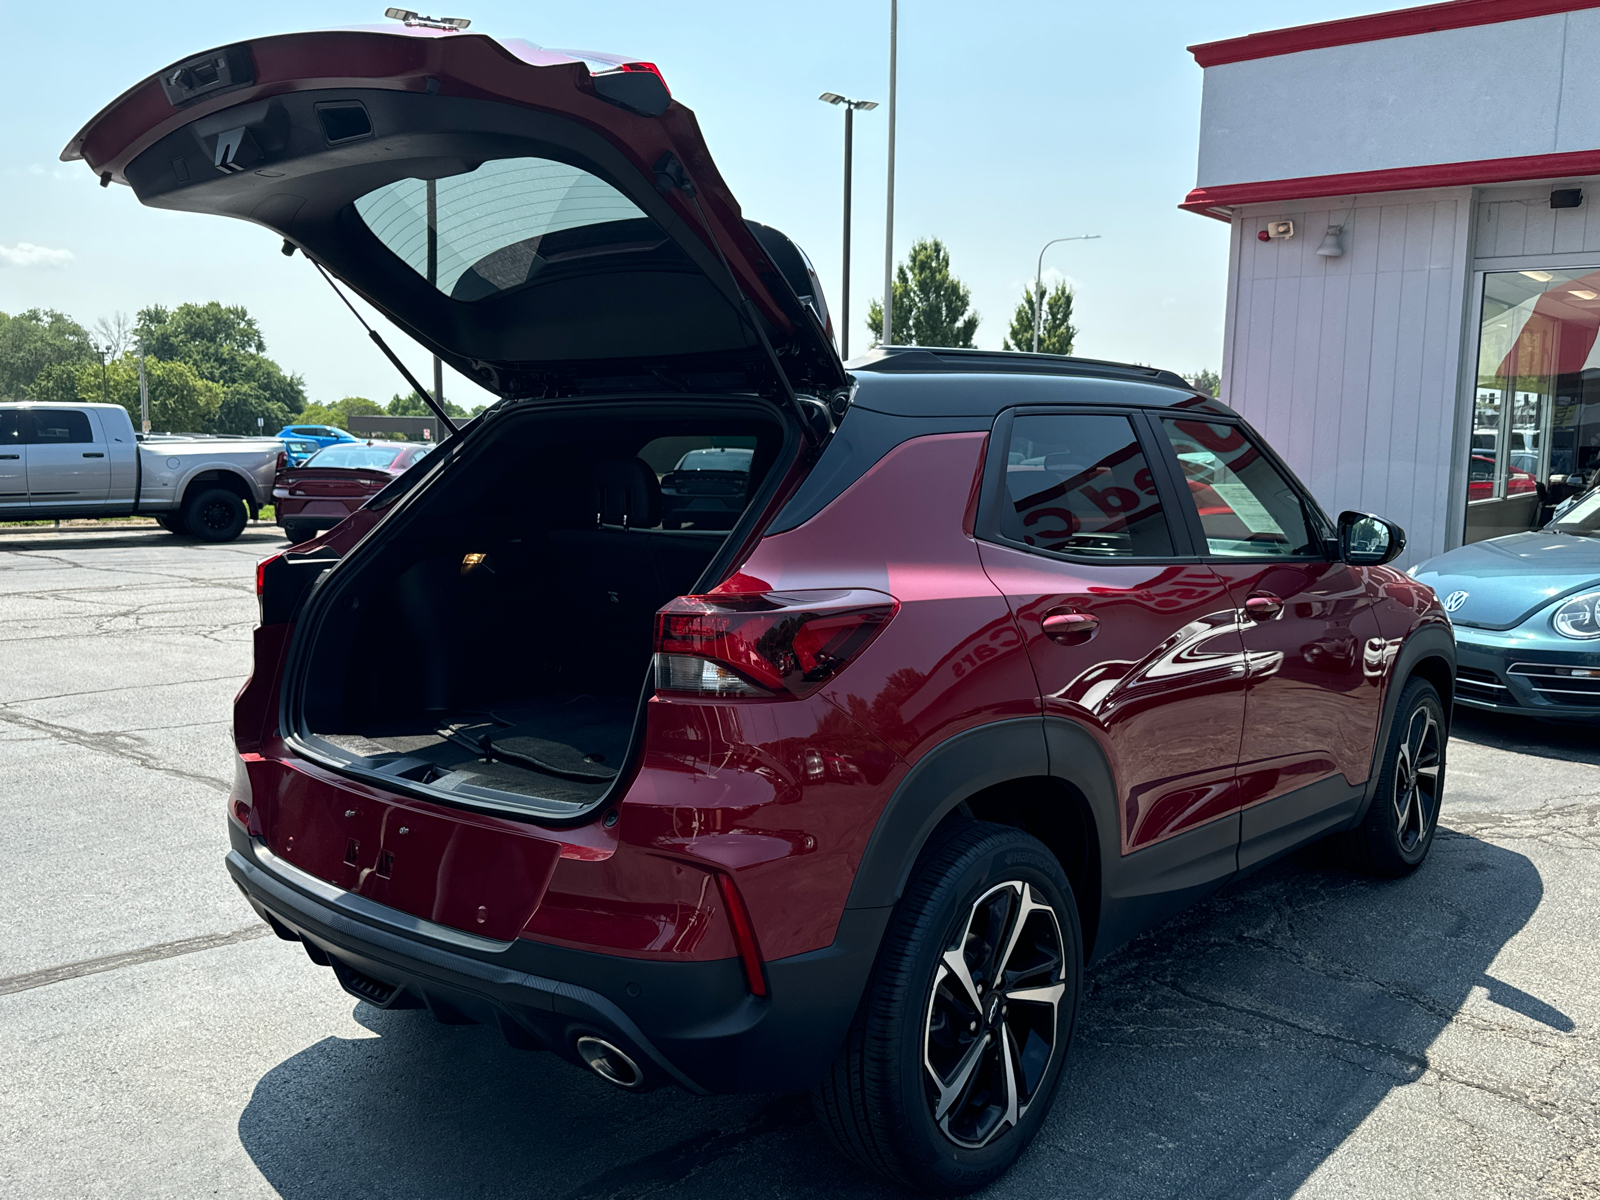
[0,309,95,399]
[135,302,307,432]
[1002,283,1077,355]
[92,312,133,361]
[865,238,979,349]
[1184,368,1221,397]
[295,396,385,432]
[387,390,471,420]
[32,354,222,432]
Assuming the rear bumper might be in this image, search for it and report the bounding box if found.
[225,822,886,1093]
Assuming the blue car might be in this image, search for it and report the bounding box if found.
[274,423,359,449]
[276,436,321,466]
[1413,486,1600,720]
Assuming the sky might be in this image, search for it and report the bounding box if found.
[1,0,1394,407]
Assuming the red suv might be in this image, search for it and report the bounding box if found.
[72,26,1456,1193]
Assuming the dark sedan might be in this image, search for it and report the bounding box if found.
[272,440,433,544]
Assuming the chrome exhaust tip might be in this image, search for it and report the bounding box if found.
[575,1035,645,1089]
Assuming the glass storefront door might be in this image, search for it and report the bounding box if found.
[1467,269,1600,543]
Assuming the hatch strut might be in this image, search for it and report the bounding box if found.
[305,257,460,437]
[653,154,816,437]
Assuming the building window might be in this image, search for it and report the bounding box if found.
[1468,268,1600,543]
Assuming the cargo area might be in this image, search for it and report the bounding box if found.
[292,403,790,817]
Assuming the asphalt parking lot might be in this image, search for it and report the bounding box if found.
[1,526,1596,1200]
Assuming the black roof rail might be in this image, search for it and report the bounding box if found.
[846,345,1195,390]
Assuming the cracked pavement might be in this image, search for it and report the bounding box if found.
[1,527,1596,1199]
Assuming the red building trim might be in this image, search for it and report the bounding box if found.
[1190,0,1600,68]
[1180,148,1600,217]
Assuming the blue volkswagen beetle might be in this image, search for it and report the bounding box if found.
[1413,486,1600,719]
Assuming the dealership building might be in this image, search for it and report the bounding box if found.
[1187,0,1600,563]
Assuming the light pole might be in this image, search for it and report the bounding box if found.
[820,93,878,360]
[882,0,898,348]
[1032,234,1101,353]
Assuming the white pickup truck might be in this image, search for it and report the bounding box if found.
[0,402,283,542]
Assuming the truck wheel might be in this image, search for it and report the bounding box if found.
[183,487,248,543]
[155,513,186,535]
[812,822,1081,1194]
[282,523,315,545]
[1338,677,1446,877]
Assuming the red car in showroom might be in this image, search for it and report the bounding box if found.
[273,439,433,545]
[68,25,1456,1193]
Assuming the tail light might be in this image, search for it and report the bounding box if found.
[654,589,896,699]
[275,450,286,471]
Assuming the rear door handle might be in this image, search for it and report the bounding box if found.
[1042,609,1100,642]
[82,452,105,458]
[1244,593,1283,620]
[0,453,18,460]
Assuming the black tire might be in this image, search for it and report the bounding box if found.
[812,822,1081,1194]
[155,513,186,535]
[281,523,315,546]
[1340,677,1446,877]
[182,486,248,543]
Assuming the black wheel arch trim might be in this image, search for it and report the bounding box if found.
[1348,621,1456,829]
[839,715,1242,969]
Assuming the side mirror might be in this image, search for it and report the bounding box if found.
[1338,510,1406,566]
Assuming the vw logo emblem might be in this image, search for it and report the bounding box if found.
[1443,590,1470,613]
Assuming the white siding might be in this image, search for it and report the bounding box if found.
[1475,183,1600,261]
[1219,191,1474,565]
[1197,10,1600,188]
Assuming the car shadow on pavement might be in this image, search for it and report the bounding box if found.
[1449,706,1600,767]
[0,527,287,553]
[237,831,1551,1200]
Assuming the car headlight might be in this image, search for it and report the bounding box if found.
[1552,591,1600,639]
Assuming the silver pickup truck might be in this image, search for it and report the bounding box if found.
[0,402,283,542]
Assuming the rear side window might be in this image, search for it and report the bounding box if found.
[29,410,94,444]
[1000,414,1175,558]
[354,157,648,302]
[0,410,20,444]
[1157,418,1319,557]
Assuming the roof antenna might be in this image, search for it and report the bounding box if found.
[305,257,459,437]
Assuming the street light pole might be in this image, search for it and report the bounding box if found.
[820,93,879,360]
[882,0,897,348]
[1032,234,1101,353]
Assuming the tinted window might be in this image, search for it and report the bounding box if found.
[1000,414,1175,558]
[306,443,405,469]
[1158,418,1318,557]
[676,448,754,472]
[0,410,20,444]
[30,410,94,444]
[354,157,647,302]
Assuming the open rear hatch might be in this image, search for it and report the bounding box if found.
[71,26,846,821]
[63,25,845,402]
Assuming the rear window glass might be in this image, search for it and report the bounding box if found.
[30,410,94,444]
[674,448,754,472]
[306,443,403,469]
[354,157,647,302]
[1000,414,1175,558]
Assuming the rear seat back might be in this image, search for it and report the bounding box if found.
[549,458,727,677]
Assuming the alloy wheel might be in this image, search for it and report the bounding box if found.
[922,880,1066,1149]
[1393,705,1442,853]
